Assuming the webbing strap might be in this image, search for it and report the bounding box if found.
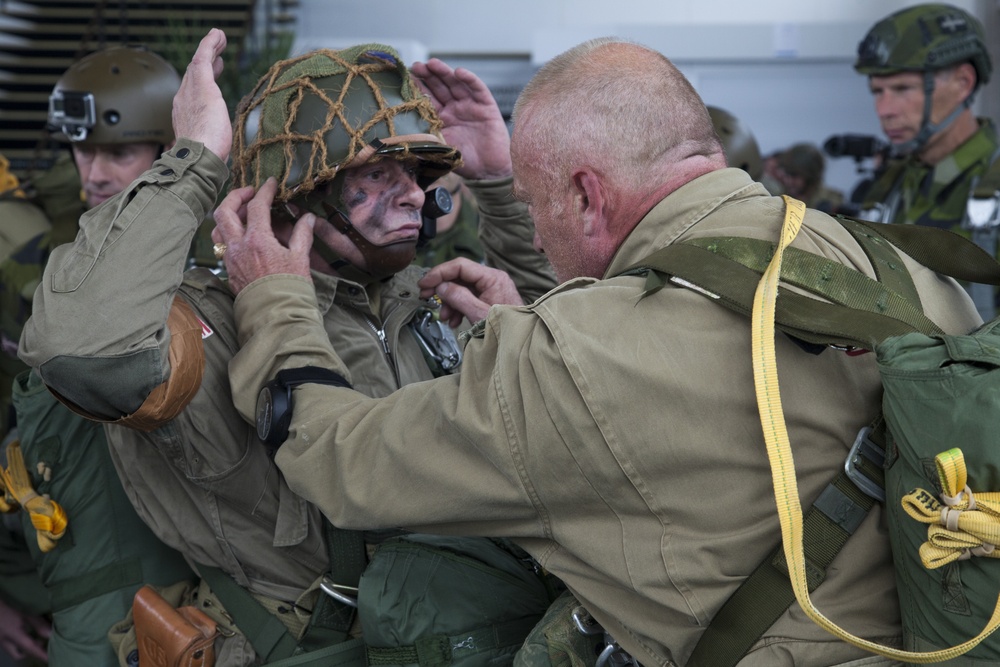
[686,472,874,667]
[366,616,540,667]
[751,195,1000,663]
[854,218,1000,285]
[297,524,366,651]
[837,217,921,307]
[48,556,144,612]
[198,564,299,661]
[624,242,940,351]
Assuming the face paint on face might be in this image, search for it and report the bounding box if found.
[340,159,425,248]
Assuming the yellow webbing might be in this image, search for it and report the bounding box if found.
[901,448,1000,568]
[0,441,67,552]
[751,195,1000,662]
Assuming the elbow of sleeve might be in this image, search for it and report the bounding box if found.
[36,350,166,419]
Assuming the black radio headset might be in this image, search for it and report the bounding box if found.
[256,366,352,447]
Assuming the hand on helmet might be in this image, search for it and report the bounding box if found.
[411,59,512,181]
[418,258,523,327]
[174,28,232,163]
[212,178,315,294]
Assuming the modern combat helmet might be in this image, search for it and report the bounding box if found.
[707,106,762,181]
[48,46,180,145]
[854,3,992,153]
[231,44,462,280]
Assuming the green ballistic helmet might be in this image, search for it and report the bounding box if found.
[48,46,180,145]
[707,106,762,180]
[232,44,461,208]
[855,4,991,86]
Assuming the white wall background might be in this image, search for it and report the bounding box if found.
[289,0,1000,196]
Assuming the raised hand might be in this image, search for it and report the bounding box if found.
[173,28,232,163]
[411,59,512,181]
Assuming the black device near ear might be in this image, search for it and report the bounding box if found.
[418,186,453,248]
[256,366,353,448]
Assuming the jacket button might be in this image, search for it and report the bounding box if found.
[160,169,175,176]
[176,147,190,159]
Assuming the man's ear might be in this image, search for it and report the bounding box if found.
[571,168,605,238]
[950,62,977,97]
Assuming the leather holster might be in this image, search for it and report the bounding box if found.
[133,585,218,667]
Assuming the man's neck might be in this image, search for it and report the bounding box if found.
[917,110,979,166]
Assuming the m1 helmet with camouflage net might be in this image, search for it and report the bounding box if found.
[48,46,180,145]
[855,3,991,86]
[231,44,461,280]
[232,44,460,208]
[707,106,762,181]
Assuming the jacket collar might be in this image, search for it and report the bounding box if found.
[605,168,768,277]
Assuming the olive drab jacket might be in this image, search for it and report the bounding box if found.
[861,119,999,231]
[227,168,982,667]
[19,139,555,665]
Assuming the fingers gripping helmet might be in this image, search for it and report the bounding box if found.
[855,4,991,153]
[48,46,180,145]
[231,45,461,280]
[707,106,762,180]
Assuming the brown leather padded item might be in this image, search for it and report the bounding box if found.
[120,297,205,431]
[133,585,217,667]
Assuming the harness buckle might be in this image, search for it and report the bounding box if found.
[845,426,886,502]
[319,576,358,608]
[571,606,639,667]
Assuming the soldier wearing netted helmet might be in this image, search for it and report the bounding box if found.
[854,3,1000,319]
[20,29,557,666]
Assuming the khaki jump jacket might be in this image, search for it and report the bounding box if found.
[18,139,554,658]
[227,168,982,667]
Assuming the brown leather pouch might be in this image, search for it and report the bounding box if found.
[133,585,218,667]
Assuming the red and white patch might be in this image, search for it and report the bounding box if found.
[198,317,214,339]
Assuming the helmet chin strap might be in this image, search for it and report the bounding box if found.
[892,70,976,157]
[312,199,416,283]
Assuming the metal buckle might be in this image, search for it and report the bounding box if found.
[319,576,358,608]
[845,426,886,502]
[571,607,638,667]
[411,308,462,374]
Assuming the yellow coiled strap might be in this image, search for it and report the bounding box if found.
[901,448,1000,569]
[0,440,67,552]
[751,195,1000,662]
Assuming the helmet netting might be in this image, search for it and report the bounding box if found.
[231,45,458,203]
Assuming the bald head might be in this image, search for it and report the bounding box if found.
[512,38,724,193]
[509,38,726,282]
